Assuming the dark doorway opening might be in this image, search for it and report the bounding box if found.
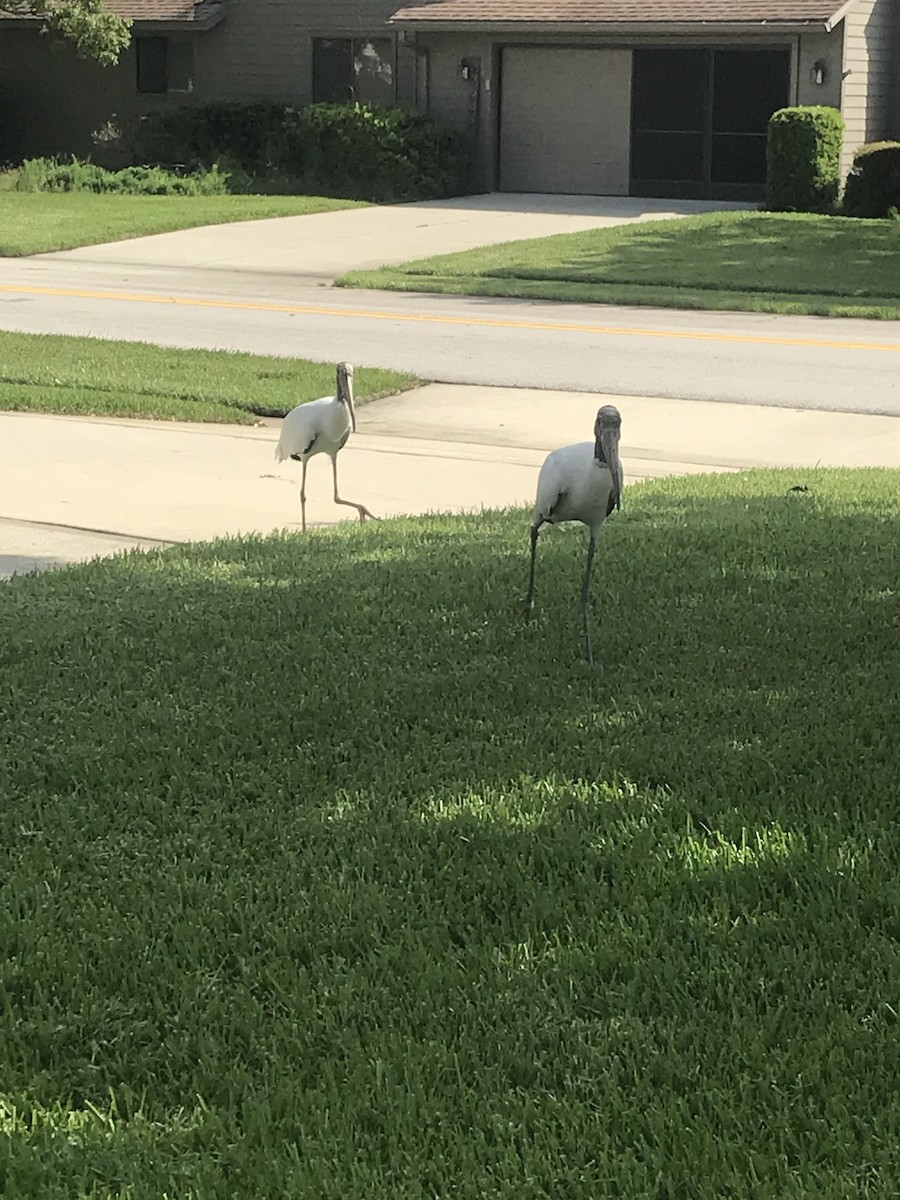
[630,46,790,199]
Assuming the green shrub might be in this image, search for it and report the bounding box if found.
[130,101,288,179]
[15,156,230,195]
[765,106,844,213]
[842,141,900,218]
[130,101,474,202]
[294,102,473,201]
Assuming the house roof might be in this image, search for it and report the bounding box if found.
[105,0,224,22]
[390,1,851,27]
[0,0,225,27]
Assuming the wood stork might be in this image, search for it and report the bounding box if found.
[523,405,623,666]
[274,361,377,532]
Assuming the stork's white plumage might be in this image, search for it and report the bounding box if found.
[275,361,377,531]
[523,405,624,665]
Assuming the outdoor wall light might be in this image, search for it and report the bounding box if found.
[810,60,827,85]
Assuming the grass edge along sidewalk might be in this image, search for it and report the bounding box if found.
[0,191,366,257]
[0,328,417,423]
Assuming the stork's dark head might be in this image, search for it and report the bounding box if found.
[594,404,623,509]
[336,361,356,432]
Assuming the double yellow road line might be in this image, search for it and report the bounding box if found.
[1,282,898,354]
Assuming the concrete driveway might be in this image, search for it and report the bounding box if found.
[37,193,745,282]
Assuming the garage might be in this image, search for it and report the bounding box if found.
[498,46,632,195]
[631,47,791,198]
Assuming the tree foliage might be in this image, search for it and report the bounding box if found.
[3,0,131,65]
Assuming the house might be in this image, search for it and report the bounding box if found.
[392,0,900,196]
[0,0,897,198]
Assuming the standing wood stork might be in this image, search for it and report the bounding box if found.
[523,405,624,666]
[274,361,377,532]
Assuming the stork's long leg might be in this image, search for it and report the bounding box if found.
[331,454,378,524]
[523,521,543,621]
[300,457,309,533]
[580,531,597,667]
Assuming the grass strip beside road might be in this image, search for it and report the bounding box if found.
[0,193,366,257]
[0,330,416,423]
[339,210,900,319]
[2,468,900,1195]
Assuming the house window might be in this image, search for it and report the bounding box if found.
[136,36,194,94]
[312,37,393,105]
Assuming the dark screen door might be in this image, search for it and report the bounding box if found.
[631,47,790,197]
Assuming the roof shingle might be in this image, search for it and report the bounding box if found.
[390,0,848,25]
[0,0,224,22]
[104,0,221,19]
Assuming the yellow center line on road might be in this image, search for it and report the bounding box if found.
[1,281,899,354]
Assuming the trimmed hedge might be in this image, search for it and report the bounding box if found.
[129,101,474,202]
[842,141,900,218]
[765,106,844,213]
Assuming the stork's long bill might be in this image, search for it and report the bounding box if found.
[338,362,357,433]
[594,404,623,509]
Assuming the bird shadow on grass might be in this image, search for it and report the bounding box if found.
[1,469,900,1196]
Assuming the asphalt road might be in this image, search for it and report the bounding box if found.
[1,257,898,416]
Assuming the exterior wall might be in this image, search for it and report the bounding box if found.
[415,32,494,186]
[0,0,420,165]
[193,0,416,106]
[0,30,184,163]
[795,27,844,111]
[841,0,898,172]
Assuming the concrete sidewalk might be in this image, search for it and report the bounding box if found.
[3,384,899,579]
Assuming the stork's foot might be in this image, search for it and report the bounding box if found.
[522,601,534,623]
[356,505,379,523]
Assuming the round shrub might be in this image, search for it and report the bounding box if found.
[765,106,844,213]
[842,141,900,218]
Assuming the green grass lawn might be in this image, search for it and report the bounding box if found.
[0,193,366,256]
[339,210,900,319]
[2,468,900,1197]
[0,330,416,423]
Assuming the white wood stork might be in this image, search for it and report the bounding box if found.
[274,361,377,532]
[523,405,624,666]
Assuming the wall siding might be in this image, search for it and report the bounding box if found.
[0,30,185,162]
[0,0,418,163]
[795,28,844,111]
[416,33,494,185]
[841,0,899,173]
[194,0,416,106]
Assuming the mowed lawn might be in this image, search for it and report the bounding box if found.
[339,210,900,319]
[0,192,366,256]
[2,468,900,1197]
[0,330,416,423]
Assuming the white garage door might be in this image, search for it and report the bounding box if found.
[499,47,633,195]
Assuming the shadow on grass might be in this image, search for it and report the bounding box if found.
[469,214,900,301]
[1,469,899,1196]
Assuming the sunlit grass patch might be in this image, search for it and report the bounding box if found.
[0,191,365,256]
[2,468,900,1196]
[340,211,900,319]
[0,329,417,422]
